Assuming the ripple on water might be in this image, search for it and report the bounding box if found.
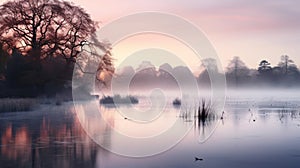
[290,154,300,158]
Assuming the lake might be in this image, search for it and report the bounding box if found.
[0,90,300,168]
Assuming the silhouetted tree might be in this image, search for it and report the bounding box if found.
[201,58,218,73]
[0,43,9,80]
[257,60,273,84]
[6,48,26,87]
[157,63,178,89]
[158,63,173,79]
[0,0,104,62]
[132,61,157,88]
[273,55,299,86]
[226,56,250,87]
[0,0,114,97]
[198,58,219,87]
[258,60,272,72]
[96,50,114,86]
[278,55,295,75]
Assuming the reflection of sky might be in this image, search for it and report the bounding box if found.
[0,97,300,168]
[95,99,300,168]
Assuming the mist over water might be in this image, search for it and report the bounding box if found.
[2,53,300,167]
[0,0,299,167]
[1,88,300,168]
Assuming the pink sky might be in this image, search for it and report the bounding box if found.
[71,0,300,69]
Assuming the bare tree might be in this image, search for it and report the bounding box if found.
[0,0,109,63]
[201,58,218,73]
[0,0,114,96]
[226,56,250,87]
[278,55,294,75]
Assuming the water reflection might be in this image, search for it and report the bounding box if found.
[0,101,219,167]
[0,100,299,168]
[1,124,31,163]
[0,105,99,168]
[277,109,299,122]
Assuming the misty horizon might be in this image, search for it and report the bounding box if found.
[109,55,300,91]
[0,1,300,168]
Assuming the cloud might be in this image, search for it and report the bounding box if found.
[69,0,300,68]
[70,0,300,34]
[182,0,300,33]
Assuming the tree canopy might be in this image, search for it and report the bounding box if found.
[0,0,114,97]
[0,0,107,62]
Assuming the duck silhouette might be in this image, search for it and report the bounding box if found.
[220,111,225,120]
[195,157,204,162]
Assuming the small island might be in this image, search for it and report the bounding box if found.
[172,98,181,106]
[100,95,139,105]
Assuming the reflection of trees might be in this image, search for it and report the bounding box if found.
[0,105,106,168]
[178,101,220,141]
[193,115,218,142]
[1,125,31,166]
[277,109,299,124]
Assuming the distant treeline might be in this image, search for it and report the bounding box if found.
[1,49,299,98]
[215,55,300,88]
[113,55,300,90]
[111,61,196,91]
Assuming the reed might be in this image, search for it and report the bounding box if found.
[0,98,37,112]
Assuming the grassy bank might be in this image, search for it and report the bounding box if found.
[0,98,38,113]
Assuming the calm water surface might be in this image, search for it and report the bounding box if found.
[0,95,300,168]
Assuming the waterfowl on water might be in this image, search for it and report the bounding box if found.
[221,111,225,120]
[195,157,204,162]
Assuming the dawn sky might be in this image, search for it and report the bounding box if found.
[1,0,299,70]
[70,0,300,70]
